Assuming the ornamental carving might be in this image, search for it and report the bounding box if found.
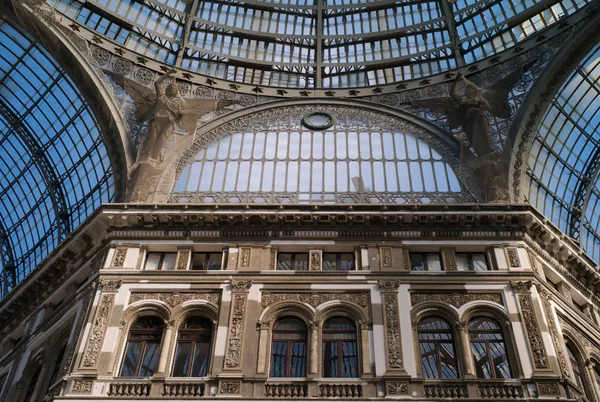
[175,250,191,270]
[443,250,457,270]
[129,292,219,307]
[383,293,403,368]
[380,247,392,267]
[135,250,144,269]
[232,280,252,292]
[225,294,247,368]
[101,279,122,292]
[261,292,370,312]
[379,280,400,293]
[91,46,110,66]
[219,380,241,394]
[309,250,321,270]
[82,294,114,367]
[112,58,133,75]
[387,381,409,395]
[239,247,251,268]
[538,382,560,395]
[411,293,503,308]
[507,248,520,267]
[112,246,127,267]
[269,249,277,270]
[133,67,154,85]
[511,280,532,293]
[71,380,93,393]
[537,287,570,377]
[517,293,548,369]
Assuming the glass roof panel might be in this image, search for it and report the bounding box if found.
[526,41,600,263]
[49,0,592,89]
[0,21,115,299]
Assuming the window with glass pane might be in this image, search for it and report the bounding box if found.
[145,253,177,270]
[47,343,67,390]
[456,253,489,271]
[410,253,442,271]
[418,317,459,379]
[121,316,164,377]
[322,253,355,271]
[23,364,41,401]
[192,252,223,270]
[271,317,307,378]
[277,253,308,270]
[322,317,358,378]
[568,345,585,390]
[593,363,600,397]
[173,317,213,377]
[468,318,512,379]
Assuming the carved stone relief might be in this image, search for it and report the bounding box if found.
[219,380,241,394]
[387,381,409,395]
[71,380,93,393]
[383,293,403,368]
[309,250,322,271]
[517,293,549,369]
[231,280,252,292]
[378,280,400,293]
[112,246,127,267]
[225,293,247,369]
[380,247,392,268]
[238,248,251,268]
[269,249,277,270]
[101,279,122,292]
[538,382,560,395]
[537,287,570,378]
[507,248,521,267]
[82,294,115,367]
[442,250,457,270]
[410,293,503,308]
[129,292,219,308]
[175,250,191,270]
[261,292,370,313]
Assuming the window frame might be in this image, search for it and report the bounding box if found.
[172,317,214,377]
[276,252,309,271]
[410,252,443,271]
[455,252,491,271]
[144,252,177,271]
[322,252,356,271]
[270,316,308,378]
[322,316,359,378]
[120,316,164,377]
[468,317,513,379]
[417,316,460,379]
[191,252,225,271]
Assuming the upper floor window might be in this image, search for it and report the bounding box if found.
[410,253,442,271]
[45,343,67,393]
[323,253,355,271]
[192,252,224,270]
[418,317,459,379]
[271,317,307,377]
[593,362,600,397]
[173,317,213,377]
[567,344,585,391]
[456,253,489,271]
[469,317,512,379]
[322,317,358,378]
[121,316,164,377]
[145,253,177,270]
[277,253,308,270]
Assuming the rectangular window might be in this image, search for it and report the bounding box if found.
[277,253,308,270]
[410,253,442,271]
[192,252,224,270]
[144,252,177,270]
[456,253,490,271]
[323,253,355,271]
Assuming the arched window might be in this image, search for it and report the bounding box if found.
[121,316,164,377]
[270,317,308,377]
[23,363,41,402]
[593,362,600,398]
[44,343,67,396]
[567,344,586,392]
[172,317,213,377]
[469,317,512,379]
[418,317,459,379]
[322,317,358,378]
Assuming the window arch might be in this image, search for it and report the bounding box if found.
[565,342,594,400]
[468,317,512,379]
[270,317,308,378]
[22,359,42,402]
[593,361,600,400]
[322,316,358,378]
[172,317,213,377]
[418,317,459,379]
[120,316,164,377]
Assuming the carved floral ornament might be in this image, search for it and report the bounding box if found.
[129,292,220,308]
[410,292,503,308]
[260,292,370,313]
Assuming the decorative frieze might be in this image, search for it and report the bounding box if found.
[112,246,127,267]
[231,280,252,292]
[135,250,144,269]
[411,293,503,308]
[378,280,400,293]
[387,381,409,395]
[239,247,251,268]
[383,293,403,368]
[380,247,393,268]
[507,248,520,267]
[269,249,277,270]
[261,292,370,312]
[101,279,122,292]
[225,289,248,368]
[129,292,219,307]
[511,280,531,293]
[537,287,570,377]
[309,250,322,270]
[538,382,560,395]
[71,380,93,393]
[516,292,549,369]
[82,294,115,367]
[442,250,457,270]
[175,249,191,270]
[219,380,241,394]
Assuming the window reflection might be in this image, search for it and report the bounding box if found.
[271,317,307,378]
[121,317,164,377]
[173,318,213,377]
[418,317,459,379]
[322,317,358,378]
[468,318,512,379]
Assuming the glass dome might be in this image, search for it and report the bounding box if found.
[48,0,592,89]
[0,21,115,298]
[526,42,600,263]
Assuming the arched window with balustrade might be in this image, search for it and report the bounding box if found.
[468,317,512,379]
[418,317,459,379]
[172,317,213,377]
[120,316,164,377]
[322,317,358,378]
[270,317,308,378]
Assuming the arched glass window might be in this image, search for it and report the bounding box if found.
[45,343,67,394]
[271,317,308,377]
[322,317,358,378]
[567,345,585,391]
[23,363,42,402]
[469,317,512,379]
[172,317,213,377]
[418,317,459,379]
[121,316,164,377]
[593,362,600,398]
